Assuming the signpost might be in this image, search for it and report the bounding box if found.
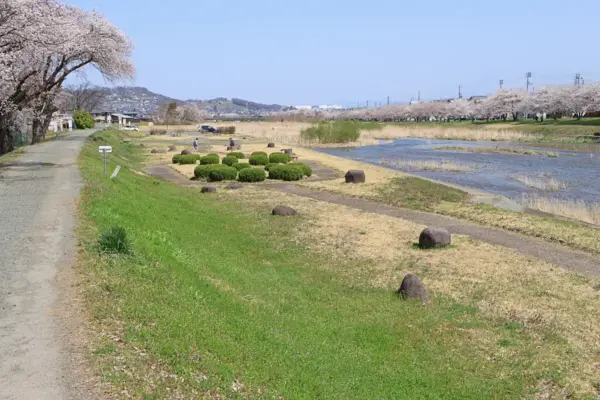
[98,146,112,178]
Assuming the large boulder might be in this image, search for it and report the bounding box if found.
[227,183,244,190]
[150,148,166,154]
[272,206,297,217]
[267,143,276,148]
[201,185,217,193]
[397,274,428,304]
[419,227,451,249]
[345,170,365,184]
[181,149,192,155]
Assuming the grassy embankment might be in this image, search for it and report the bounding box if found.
[76,129,599,399]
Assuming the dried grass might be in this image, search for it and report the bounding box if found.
[521,195,600,225]
[513,175,568,191]
[225,186,600,397]
[371,125,535,142]
[381,158,477,172]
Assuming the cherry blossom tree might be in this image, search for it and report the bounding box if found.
[0,0,134,152]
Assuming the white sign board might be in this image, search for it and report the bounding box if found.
[99,145,112,153]
[110,165,121,180]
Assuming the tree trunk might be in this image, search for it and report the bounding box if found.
[0,113,15,155]
[30,112,53,144]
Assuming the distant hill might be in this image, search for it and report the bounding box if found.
[97,86,285,116]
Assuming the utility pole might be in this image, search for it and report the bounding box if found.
[458,85,462,99]
[366,100,369,108]
[499,79,504,89]
[418,91,421,102]
[525,72,532,92]
[575,73,581,86]
[387,96,390,106]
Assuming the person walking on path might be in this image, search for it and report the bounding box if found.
[193,137,199,152]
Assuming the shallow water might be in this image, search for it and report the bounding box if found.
[317,138,600,203]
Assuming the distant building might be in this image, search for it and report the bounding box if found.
[294,105,313,111]
[468,95,487,102]
[49,113,73,132]
[318,105,343,110]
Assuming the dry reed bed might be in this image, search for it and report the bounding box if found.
[521,195,600,225]
[381,158,477,172]
[513,175,568,191]
[225,186,600,398]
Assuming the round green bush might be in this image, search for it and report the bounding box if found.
[222,156,239,166]
[178,154,198,165]
[290,162,312,177]
[249,154,268,166]
[268,164,305,181]
[200,155,220,165]
[269,153,291,164]
[228,152,245,159]
[172,154,182,164]
[194,165,211,179]
[238,168,266,182]
[73,110,95,129]
[234,163,252,171]
[264,163,277,172]
[207,165,238,182]
[251,151,268,158]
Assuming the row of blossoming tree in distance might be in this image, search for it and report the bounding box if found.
[276,85,600,123]
[0,0,134,154]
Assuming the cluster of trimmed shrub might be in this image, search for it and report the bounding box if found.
[150,129,167,136]
[268,163,312,181]
[172,154,201,164]
[238,168,266,182]
[194,164,266,182]
[234,163,251,171]
[194,165,238,181]
[217,126,236,135]
[222,156,239,166]
[200,154,220,165]
[228,152,245,159]
[249,151,268,166]
[268,153,291,164]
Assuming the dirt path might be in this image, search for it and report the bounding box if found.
[0,131,97,399]
[146,163,600,278]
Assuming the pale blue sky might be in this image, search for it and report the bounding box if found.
[69,0,600,106]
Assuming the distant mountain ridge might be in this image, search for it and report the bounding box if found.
[97,86,285,115]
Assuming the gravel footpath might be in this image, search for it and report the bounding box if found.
[0,130,96,399]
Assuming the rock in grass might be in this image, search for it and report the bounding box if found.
[227,183,244,190]
[267,143,276,148]
[181,149,192,155]
[201,185,217,193]
[398,274,428,304]
[272,206,297,217]
[283,148,293,155]
[345,170,365,184]
[168,145,177,151]
[419,227,451,249]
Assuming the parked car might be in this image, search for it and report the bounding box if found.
[199,125,217,133]
[122,125,139,132]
